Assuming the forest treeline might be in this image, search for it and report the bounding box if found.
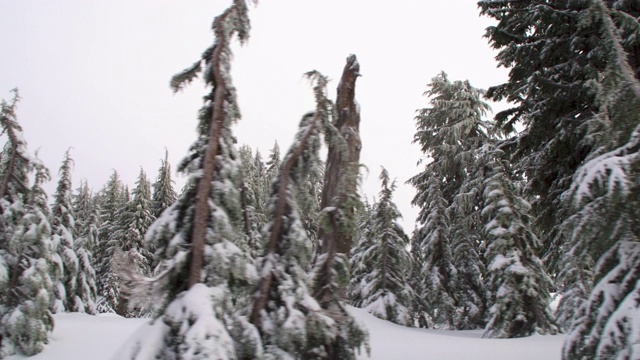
[1,1,639,359]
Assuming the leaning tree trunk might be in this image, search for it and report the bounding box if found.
[319,54,362,258]
[187,5,236,289]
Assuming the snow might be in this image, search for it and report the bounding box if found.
[7,306,567,360]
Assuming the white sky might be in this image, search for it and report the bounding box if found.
[0,0,507,232]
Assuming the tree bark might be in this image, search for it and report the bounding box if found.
[186,5,235,289]
[319,54,362,257]
[250,113,319,326]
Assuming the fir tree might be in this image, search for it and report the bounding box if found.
[150,150,177,219]
[411,176,459,329]
[482,147,558,338]
[408,72,491,330]
[95,170,125,313]
[238,145,266,257]
[349,167,412,326]
[113,2,260,358]
[349,199,375,308]
[72,179,98,314]
[50,149,81,313]
[0,90,56,357]
[119,168,155,275]
[265,141,281,182]
[2,163,56,357]
[114,168,155,315]
[477,0,640,276]
[562,2,640,357]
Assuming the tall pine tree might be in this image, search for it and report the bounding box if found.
[0,90,56,357]
[349,167,413,326]
[114,2,260,358]
[481,147,558,338]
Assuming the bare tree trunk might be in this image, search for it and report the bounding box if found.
[250,114,320,326]
[186,5,235,289]
[319,54,362,257]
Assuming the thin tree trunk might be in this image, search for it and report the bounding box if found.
[187,5,235,289]
[319,54,362,257]
[250,114,319,326]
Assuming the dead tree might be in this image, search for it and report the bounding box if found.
[318,54,362,257]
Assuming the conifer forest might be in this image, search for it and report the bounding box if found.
[1,1,640,359]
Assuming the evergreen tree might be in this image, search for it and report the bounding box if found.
[411,176,458,328]
[349,199,375,308]
[238,145,266,257]
[114,169,155,315]
[50,149,81,313]
[265,141,281,182]
[408,72,491,330]
[113,2,260,358]
[95,170,125,313]
[482,147,558,338]
[251,71,368,359]
[2,164,56,357]
[118,168,155,275]
[562,2,640,357]
[150,150,177,219]
[477,0,640,275]
[72,179,98,315]
[349,167,412,326]
[0,90,56,357]
[251,109,335,359]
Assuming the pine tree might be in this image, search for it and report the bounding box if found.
[113,2,260,358]
[50,149,81,313]
[350,167,412,326]
[2,163,56,357]
[477,0,640,276]
[0,90,56,357]
[250,70,368,359]
[95,170,124,313]
[72,179,98,314]
[562,2,640,357]
[408,72,491,330]
[238,145,266,257]
[151,150,177,219]
[482,147,558,338]
[119,168,155,275]
[349,199,375,308]
[411,176,459,329]
[265,141,281,182]
[113,168,155,316]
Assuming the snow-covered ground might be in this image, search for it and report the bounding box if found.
[7,307,566,360]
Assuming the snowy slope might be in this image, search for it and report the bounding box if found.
[7,307,566,360]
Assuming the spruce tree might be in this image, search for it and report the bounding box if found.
[95,170,124,313]
[561,2,640,357]
[477,0,640,276]
[72,179,98,314]
[411,176,458,328]
[238,145,266,257]
[0,90,56,357]
[50,149,81,313]
[349,167,412,326]
[151,150,177,219]
[113,1,260,358]
[113,168,155,315]
[482,147,558,338]
[118,168,155,276]
[408,72,491,330]
[250,70,368,359]
[349,199,375,308]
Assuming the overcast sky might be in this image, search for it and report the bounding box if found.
[0,0,507,232]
